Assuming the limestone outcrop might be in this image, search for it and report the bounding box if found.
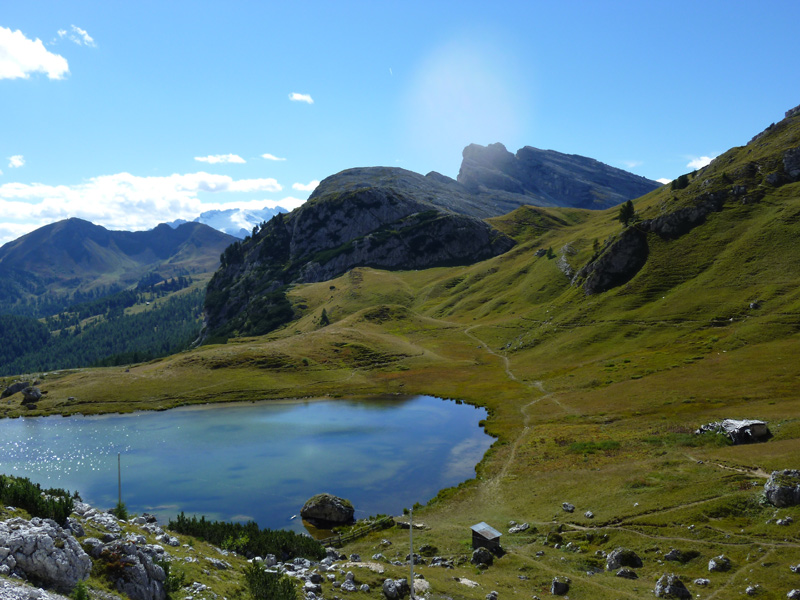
[0,517,91,591]
[764,470,800,507]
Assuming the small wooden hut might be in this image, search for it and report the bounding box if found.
[471,521,502,552]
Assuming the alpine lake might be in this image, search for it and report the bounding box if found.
[0,395,492,534]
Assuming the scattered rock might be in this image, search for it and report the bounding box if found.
[508,523,529,534]
[778,517,794,526]
[790,564,800,573]
[471,547,493,567]
[616,568,638,579]
[381,578,409,600]
[561,502,575,513]
[785,147,800,181]
[605,547,643,570]
[300,494,355,525]
[455,577,479,588]
[0,517,92,591]
[654,574,690,599]
[1,381,30,399]
[694,578,710,586]
[21,387,43,403]
[418,544,437,557]
[584,511,594,519]
[96,540,166,600]
[664,549,683,562]
[206,558,229,570]
[486,591,498,600]
[765,471,800,507]
[708,555,731,572]
[696,419,770,444]
[550,577,570,596]
[746,584,760,595]
[788,590,800,600]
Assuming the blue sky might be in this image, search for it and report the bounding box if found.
[1,1,798,245]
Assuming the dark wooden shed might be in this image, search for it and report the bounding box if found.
[471,521,502,551]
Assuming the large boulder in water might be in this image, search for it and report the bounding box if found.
[300,493,354,525]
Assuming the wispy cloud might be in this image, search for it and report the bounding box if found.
[687,155,716,170]
[8,155,25,169]
[289,92,314,104]
[621,160,642,169]
[656,178,671,185]
[58,25,96,47]
[194,154,246,164]
[261,153,286,161]
[0,26,69,80]
[292,180,319,192]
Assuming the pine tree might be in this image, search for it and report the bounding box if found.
[618,200,635,226]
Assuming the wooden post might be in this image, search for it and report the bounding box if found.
[409,508,414,599]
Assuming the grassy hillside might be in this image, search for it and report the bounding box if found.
[3,112,800,598]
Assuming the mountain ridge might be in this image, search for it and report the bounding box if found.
[0,218,237,316]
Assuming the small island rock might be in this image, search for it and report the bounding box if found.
[300,493,355,525]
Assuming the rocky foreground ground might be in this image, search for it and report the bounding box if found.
[2,468,800,600]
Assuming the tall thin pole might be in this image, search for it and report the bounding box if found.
[409,508,414,599]
[117,452,121,506]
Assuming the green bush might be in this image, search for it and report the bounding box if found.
[72,580,89,600]
[243,562,297,600]
[0,474,73,524]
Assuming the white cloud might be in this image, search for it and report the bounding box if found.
[8,155,25,168]
[194,154,246,164]
[0,26,69,80]
[687,155,716,170]
[261,153,286,161]
[0,171,293,245]
[69,25,95,47]
[289,92,314,104]
[621,160,642,169]
[59,25,95,47]
[656,178,672,185]
[292,180,319,192]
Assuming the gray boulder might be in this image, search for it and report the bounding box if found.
[0,517,91,591]
[550,577,570,595]
[300,493,354,525]
[785,147,800,181]
[788,590,800,600]
[708,555,731,572]
[21,387,43,403]
[561,502,575,513]
[616,568,638,579]
[695,419,769,444]
[764,470,800,507]
[382,578,409,600]
[508,522,529,534]
[654,574,690,599]
[605,547,643,570]
[98,540,166,600]
[1,381,30,399]
[471,547,493,567]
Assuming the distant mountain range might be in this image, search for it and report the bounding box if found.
[167,206,290,238]
[0,218,237,316]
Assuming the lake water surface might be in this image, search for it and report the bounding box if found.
[0,396,492,532]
